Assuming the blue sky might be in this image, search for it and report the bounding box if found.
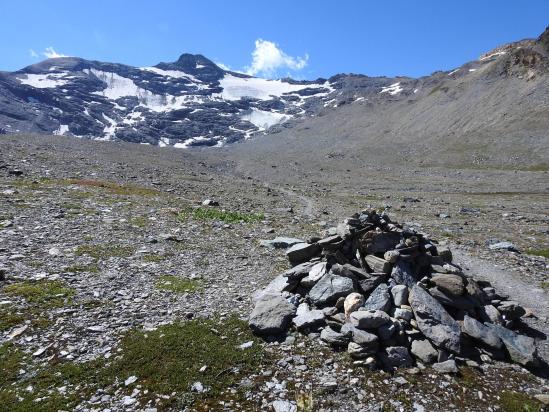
[1,0,547,79]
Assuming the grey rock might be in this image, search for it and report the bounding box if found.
[497,301,526,321]
[409,285,461,353]
[478,304,503,325]
[286,243,321,265]
[260,237,305,249]
[380,346,413,368]
[249,295,297,336]
[411,339,438,363]
[341,324,379,347]
[462,315,503,349]
[292,303,325,331]
[362,231,401,254]
[437,245,453,263]
[430,274,465,296]
[384,250,400,263]
[394,308,414,321]
[283,261,315,281]
[391,260,416,288]
[365,255,393,274]
[487,241,518,252]
[252,274,298,301]
[363,283,391,312]
[320,326,350,347]
[272,400,297,412]
[391,285,409,306]
[309,273,354,306]
[300,262,328,288]
[486,324,539,367]
[358,273,388,295]
[350,310,391,329]
[432,359,458,373]
[348,341,377,359]
[428,287,477,310]
[377,322,397,340]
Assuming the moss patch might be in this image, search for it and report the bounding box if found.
[0,316,265,411]
[4,280,74,309]
[155,275,202,293]
[65,179,158,196]
[499,391,543,412]
[0,308,26,332]
[75,244,134,260]
[526,249,549,259]
[177,207,264,224]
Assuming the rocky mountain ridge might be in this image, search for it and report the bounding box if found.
[0,27,548,150]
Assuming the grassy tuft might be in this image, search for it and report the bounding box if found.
[526,249,549,259]
[0,316,265,411]
[0,308,26,332]
[65,179,158,196]
[155,275,202,293]
[177,207,264,224]
[4,280,74,308]
[499,391,543,412]
[74,244,134,260]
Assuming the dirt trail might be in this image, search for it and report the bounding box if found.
[454,248,549,361]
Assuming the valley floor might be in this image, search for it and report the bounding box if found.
[0,135,548,411]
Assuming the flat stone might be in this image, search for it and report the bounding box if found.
[249,295,296,336]
[437,245,453,263]
[341,323,379,347]
[363,284,391,312]
[391,285,409,306]
[252,274,299,301]
[411,339,438,363]
[350,310,391,329]
[292,303,325,331]
[309,274,354,306]
[391,260,416,288]
[283,261,315,281]
[478,305,503,325]
[286,243,321,265]
[320,326,350,347]
[488,241,518,252]
[394,308,414,321]
[348,341,378,359]
[409,285,461,353]
[428,287,477,310]
[486,324,539,367]
[380,346,413,368]
[462,315,502,349]
[497,301,526,321]
[432,359,458,373]
[431,274,465,296]
[260,237,305,249]
[361,231,401,254]
[365,255,393,274]
[358,273,388,295]
[300,262,328,288]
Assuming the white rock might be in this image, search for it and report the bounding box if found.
[124,375,138,386]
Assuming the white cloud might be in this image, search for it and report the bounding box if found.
[43,47,68,59]
[29,49,39,58]
[245,39,308,78]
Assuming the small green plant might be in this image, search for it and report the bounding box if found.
[130,216,149,228]
[541,281,549,290]
[177,207,264,224]
[0,308,25,332]
[526,249,549,258]
[75,244,134,260]
[65,179,158,196]
[156,275,202,293]
[499,391,543,412]
[4,280,75,308]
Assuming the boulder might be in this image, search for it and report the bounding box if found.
[393,308,414,321]
[390,260,416,288]
[380,346,413,368]
[436,245,453,263]
[283,261,316,281]
[432,359,458,373]
[286,243,321,265]
[461,315,502,349]
[377,322,397,340]
[320,326,350,347]
[249,295,296,336]
[429,287,477,310]
[430,274,465,296]
[497,301,526,321]
[365,255,393,274]
[341,324,379,348]
[361,231,401,254]
[300,262,327,288]
[358,273,388,295]
[391,285,409,306]
[487,324,539,367]
[411,339,438,363]
[348,341,377,359]
[292,303,325,331]
[363,284,391,312]
[350,310,391,329]
[409,285,461,353]
[309,274,354,306]
[478,305,503,325]
[252,274,298,302]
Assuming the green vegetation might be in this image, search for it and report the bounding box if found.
[0,308,25,332]
[499,391,543,412]
[75,244,134,260]
[130,216,149,227]
[541,281,549,290]
[155,275,202,293]
[4,280,74,309]
[177,207,264,224]
[526,248,549,258]
[0,316,265,411]
[65,179,158,196]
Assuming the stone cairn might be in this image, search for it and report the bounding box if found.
[250,210,541,372]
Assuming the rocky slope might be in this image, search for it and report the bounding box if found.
[1,28,548,158]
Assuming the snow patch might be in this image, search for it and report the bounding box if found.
[53,124,69,135]
[379,82,403,95]
[101,113,117,140]
[447,68,460,76]
[17,73,70,88]
[241,109,288,131]
[479,51,507,61]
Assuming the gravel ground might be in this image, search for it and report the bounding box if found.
[0,134,547,412]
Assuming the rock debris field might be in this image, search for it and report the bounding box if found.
[251,210,543,373]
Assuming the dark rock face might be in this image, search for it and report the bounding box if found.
[409,285,461,353]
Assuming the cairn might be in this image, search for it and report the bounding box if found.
[250,210,540,371]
